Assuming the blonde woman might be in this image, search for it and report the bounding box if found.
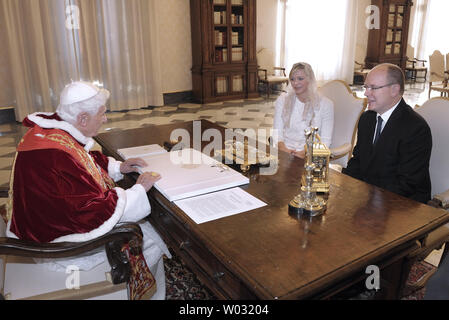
[273,62,334,158]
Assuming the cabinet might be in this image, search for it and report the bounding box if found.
[190,0,259,103]
[365,0,413,70]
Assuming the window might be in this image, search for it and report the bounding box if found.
[277,0,355,82]
[411,0,449,59]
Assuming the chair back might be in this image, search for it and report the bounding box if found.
[355,44,366,64]
[406,44,416,68]
[429,50,446,82]
[257,48,276,76]
[318,80,366,168]
[407,44,416,60]
[415,97,449,197]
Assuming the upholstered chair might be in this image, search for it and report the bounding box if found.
[405,45,427,83]
[0,207,152,300]
[400,97,449,295]
[256,48,289,98]
[318,80,366,169]
[428,50,448,98]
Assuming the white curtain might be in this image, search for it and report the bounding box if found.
[278,0,358,84]
[410,0,449,60]
[409,0,428,60]
[1,0,163,121]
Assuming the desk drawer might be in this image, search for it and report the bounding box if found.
[149,198,257,299]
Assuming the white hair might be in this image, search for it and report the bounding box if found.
[56,90,110,124]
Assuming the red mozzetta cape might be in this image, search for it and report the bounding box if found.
[8,113,124,243]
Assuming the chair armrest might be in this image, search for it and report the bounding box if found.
[258,68,268,80]
[0,222,143,258]
[330,143,351,160]
[0,222,143,284]
[273,67,287,76]
[354,61,370,73]
[429,189,449,210]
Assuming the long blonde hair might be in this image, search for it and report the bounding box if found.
[282,62,320,128]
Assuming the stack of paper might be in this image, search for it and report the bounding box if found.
[118,145,266,224]
[174,187,266,224]
[117,144,167,160]
[122,147,250,202]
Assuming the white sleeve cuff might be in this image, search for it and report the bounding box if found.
[108,157,124,182]
[119,184,151,223]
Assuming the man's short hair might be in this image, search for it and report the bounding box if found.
[56,81,110,124]
[383,63,405,95]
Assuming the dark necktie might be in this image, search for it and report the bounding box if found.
[373,116,383,145]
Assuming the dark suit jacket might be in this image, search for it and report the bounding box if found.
[342,98,432,204]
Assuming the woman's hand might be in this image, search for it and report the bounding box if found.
[278,142,305,158]
[136,171,161,192]
[120,157,148,174]
[292,149,305,159]
[278,142,294,154]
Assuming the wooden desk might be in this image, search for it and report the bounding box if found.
[95,120,449,299]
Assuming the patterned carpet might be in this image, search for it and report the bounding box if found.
[164,250,215,300]
[401,261,436,300]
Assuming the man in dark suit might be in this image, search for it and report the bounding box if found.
[342,63,432,204]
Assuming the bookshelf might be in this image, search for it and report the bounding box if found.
[190,0,258,103]
[365,0,413,70]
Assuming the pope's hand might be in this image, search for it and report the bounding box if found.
[136,171,161,192]
[120,157,148,174]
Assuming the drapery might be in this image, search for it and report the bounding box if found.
[277,0,358,84]
[1,0,163,121]
[410,0,449,60]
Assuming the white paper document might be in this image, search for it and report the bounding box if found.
[117,144,167,159]
[174,187,267,224]
[134,148,249,201]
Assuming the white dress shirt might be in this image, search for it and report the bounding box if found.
[373,100,401,143]
[273,93,334,151]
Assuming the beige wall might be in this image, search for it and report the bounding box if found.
[158,0,193,94]
[256,0,278,55]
